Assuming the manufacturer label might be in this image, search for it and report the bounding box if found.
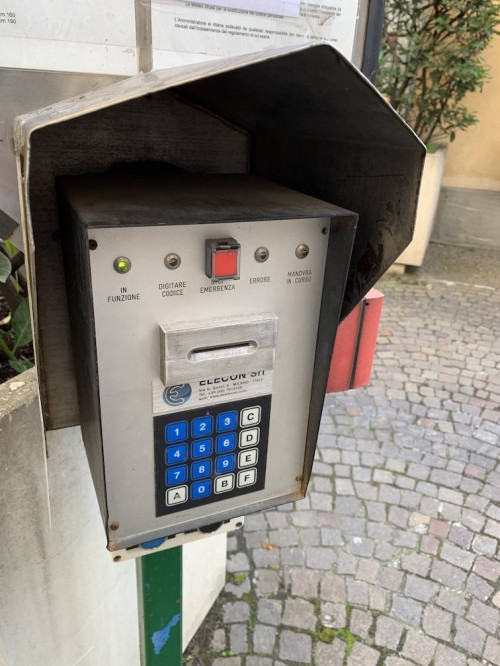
[152,369,273,415]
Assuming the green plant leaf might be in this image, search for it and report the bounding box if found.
[0,252,12,283]
[8,358,33,374]
[11,299,33,352]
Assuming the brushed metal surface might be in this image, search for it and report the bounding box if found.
[160,314,278,384]
[90,216,329,547]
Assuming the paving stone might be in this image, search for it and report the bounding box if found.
[385,659,414,666]
[405,574,438,602]
[337,552,358,575]
[290,569,319,598]
[374,615,404,650]
[268,528,299,547]
[391,595,423,626]
[320,601,346,628]
[230,624,248,654]
[401,552,431,576]
[378,567,404,592]
[213,658,241,666]
[305,546,335,570]
[280,547,305,566]
[466,598,499,633]
[484,636,500,666]
[346,579,369,606]
[430,560,467,589]
[320,527,344,546]
[422,605,452,641]
[257,599,282,626]
[282,598,316,631]
[440,542,475,570]
[369,585,388,612]
[449,524,473,548]
[454,618,486,656]
[436,588,468,615]
[465,572,494,600]
[471,534,497,556]
[252,625,276,654]
[255,570,280,595]
[402,629,437,666]
[434,644,467,666]
[356,559,380,584]
[253,548,280,569]
[473,555,500,581]
[420,534,440,555]
[265,511,289,529]
[246,658,272,666]
[349,608,372,639]
[314,639,346,666]
[279,630,312,663]
[223,601,250,623]
[227,552,251,572]
[212,628,226,651]
[429,519,450,537]
[320,573,346,602]
[346,642,380,666]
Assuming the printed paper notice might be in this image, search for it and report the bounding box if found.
[191,0,301,18]
[152,0,361,68]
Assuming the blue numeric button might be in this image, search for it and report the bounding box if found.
[165,421,188,443]
[216,432,237,453]
[191,459,212,480]
[217,411,238,432]
[216,454,236,474]
[191,480,212,500]
[165,444,188,465]
[192,438,213,459]
[192,416,213,438]
[166,465,187,486]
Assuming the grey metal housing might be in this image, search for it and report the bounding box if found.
[14,42,425,433]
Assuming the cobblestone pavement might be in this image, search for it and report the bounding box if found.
[186,245,500,666]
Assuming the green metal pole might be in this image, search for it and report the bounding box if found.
[137,545,183,665]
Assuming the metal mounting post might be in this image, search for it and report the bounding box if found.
[137,546,183,665]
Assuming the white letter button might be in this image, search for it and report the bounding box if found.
[166,485,187,506]
[239,427,260,448]
[240,406,261,427]
[237,468,257,488]
[239,448,258,468]
[215,474,235,494]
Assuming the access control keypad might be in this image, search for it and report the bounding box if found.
[154,395,271,516]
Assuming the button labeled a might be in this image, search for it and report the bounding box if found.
[166,485,187,506]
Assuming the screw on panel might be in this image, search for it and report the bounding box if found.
[254,247,269,263]
[89,239,98,250]
[165,253,181,270]
[295,244,309,259]
[295,475,303,482]
[113,555,122,562]
[110,521,120,531]
[321,227,329,235]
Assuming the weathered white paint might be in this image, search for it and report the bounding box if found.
[0,369,227,664]
[183,534,227,650]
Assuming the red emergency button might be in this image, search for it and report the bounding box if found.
[205,238,240,280]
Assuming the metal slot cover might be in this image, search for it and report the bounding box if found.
[160,314,278,385]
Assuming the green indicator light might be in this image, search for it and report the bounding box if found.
[113,256,131,274]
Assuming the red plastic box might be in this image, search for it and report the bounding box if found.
[326,288,384,393]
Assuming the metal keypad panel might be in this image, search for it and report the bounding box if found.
[153,395,271,517]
